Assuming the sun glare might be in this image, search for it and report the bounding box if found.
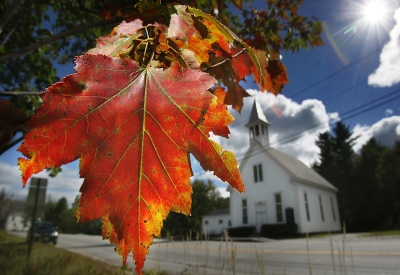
[362,0,388,24]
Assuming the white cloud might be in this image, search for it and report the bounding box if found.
[385,109,394,116]
[196,92,400,196]
[192,91,338,195]
[0,161,28,200]
[0,161,82,206]
[352,116,400,152]
[213,90,337,166]
[216,187,230,198]
[368,8,400,87]
[5,95,397,204]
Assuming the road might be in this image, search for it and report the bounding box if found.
[15,231,400,274]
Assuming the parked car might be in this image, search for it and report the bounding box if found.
[33,221,58,244]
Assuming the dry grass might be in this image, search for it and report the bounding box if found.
[4,228,398,274]
[0,231,127,275]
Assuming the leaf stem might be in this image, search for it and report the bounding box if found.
[147,29,161,66]
[203,47,247,72]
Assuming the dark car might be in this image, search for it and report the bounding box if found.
[33,221,58,244]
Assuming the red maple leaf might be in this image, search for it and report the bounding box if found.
[18,54,244,274]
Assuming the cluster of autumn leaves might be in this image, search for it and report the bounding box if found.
[93,5,288,111]
[17,4,290,275]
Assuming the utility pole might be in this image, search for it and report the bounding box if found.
[26,177,47,261]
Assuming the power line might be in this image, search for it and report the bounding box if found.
[192,87,400,177]
[290,48,381,99]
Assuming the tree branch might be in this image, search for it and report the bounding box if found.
[0,135,24,156]
[0,17,121,63]
[0,91,41,96]
[0,0,26,35]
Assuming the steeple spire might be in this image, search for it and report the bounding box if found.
[245,98,270,147]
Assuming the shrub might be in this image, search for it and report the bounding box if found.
[227,226,255,237]
[260,223,298,238]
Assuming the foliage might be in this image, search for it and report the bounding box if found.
[314,123,400,232]
[45,197,81,233]
[227,226,255,237]
[365,229,400,237]
[1,0,324,274]
[352,139,387,231]
[162,179,228,237]
[44,196,103,235]
[260,223,298,239]
[0,0,128,92]
[313,121,358,230]
[375,141,400,228]
[0,0,322,151]
[0,189,19,230]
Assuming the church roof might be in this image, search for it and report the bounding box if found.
[264,146,338,192]
[227,141,338,193]
[245,99,269,127]
[203,208,230,217]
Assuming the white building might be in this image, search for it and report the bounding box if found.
[5,211,30,232]
[201,208,230,236]
[203,100,341,236]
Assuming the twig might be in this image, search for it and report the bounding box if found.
[0,135,24,155]
[0,17,121,63]
[0,91,41,96]
[203,47,247,72]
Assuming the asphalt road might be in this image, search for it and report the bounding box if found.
[15,231,400,274]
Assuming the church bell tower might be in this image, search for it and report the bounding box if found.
[245,99,270,148]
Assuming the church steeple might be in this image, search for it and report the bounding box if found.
[245,99,270,147]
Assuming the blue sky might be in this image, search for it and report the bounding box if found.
[1,0,400,204]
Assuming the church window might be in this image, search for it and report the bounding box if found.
[319,195,325,221]
[330,197,337,221]
[275,193,283,222]
[253,164,263,182]
[242,199,248,224]
[304,192,310,221]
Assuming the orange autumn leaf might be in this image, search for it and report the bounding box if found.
[266,59,288,95]
[231,48,288,95]
[18,54,244,274]
[14,4,293,274]
[168,6,231,64]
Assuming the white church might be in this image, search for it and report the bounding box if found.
[202,100,341,236]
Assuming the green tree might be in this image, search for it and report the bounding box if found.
[162,179,227,238]
[0,188,15,230]
[313,122,358,231]
[353,138,387,231]
[313,132,335,182]
[70,195,101,235]
[378,140,400,227]
[45,197,70,231]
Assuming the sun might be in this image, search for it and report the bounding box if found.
[361,0,388,24]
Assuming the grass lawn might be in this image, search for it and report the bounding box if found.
[0,231,165,275]
[364,229,400,237]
